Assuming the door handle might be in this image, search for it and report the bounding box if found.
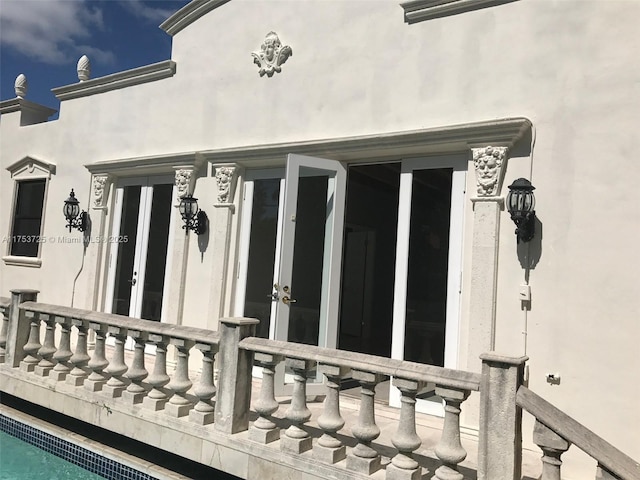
[128,278,137,286]
[282,295,297,305]
[267,292,279,301]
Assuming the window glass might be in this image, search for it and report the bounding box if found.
[10,179,46,257]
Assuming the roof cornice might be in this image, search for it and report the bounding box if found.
[401,0,519,24]
[160,0,231,36]
[52,61,176,101]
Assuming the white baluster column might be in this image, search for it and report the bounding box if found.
[190,342,218,425]
[103,327,129,398]
[123,330,148,404]
[249,352,283,444]
[143,335,171,411]
[66,319,91,386]
[165,339,194,418]
[34,314,56,377]
[314,364,350,463]
[20,311,41,372]
[50,316,72,381]
[85,323,109,391]
[532,420,570,480]
[281,358,314,454]
[434,386,471,480]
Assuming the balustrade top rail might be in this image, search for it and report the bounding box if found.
[18,302,219,345]
[516,386,640,479]
[240,337,481,391]
[0,297,10,310]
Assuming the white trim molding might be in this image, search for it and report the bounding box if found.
[85,152,204,177]
[52,61,177,101]
[401,0,519,24]
[6,156,56,180]
[160,0,231,36]
[2,256,42,268]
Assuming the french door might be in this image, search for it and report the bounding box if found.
[105,176,174,322]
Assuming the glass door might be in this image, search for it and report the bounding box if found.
[105,176,174,322]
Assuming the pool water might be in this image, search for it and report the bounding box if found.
[0,431,104,480]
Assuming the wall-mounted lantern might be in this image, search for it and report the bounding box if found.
[506,178,536,243]
[179,194,206,235]
[63,189,87,232]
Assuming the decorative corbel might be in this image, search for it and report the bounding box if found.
[91,174,113,210]
[214,165,239,208]
[174,167,196,206]
[252,31,292,77]
[472,146,508,198]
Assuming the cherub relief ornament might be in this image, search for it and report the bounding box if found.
[252,31,292,77]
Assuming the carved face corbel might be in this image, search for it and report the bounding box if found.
[91,174,113,209]
[252,31,292,77]
[214,166,238,205]
[472,146,508,197]
[174,168,195,206]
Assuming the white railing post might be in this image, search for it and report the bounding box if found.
[190,342,218,425]
[533,420,570,480]
[249,352,283,444]
[85,323,109,391]
[50,316,72,381]
[123,330,148,404]
[165,338,194,417]
[314,363,350,464]
[347,370,386,475]
[434,386,470,480]
[103,326,129,398]
[387,378,426,480]
[34,313,56,377]
[143,334,170,411]
[66,319,91,386]
[281,358,314,454]
[5,289,39,368]
[477,353,528,480]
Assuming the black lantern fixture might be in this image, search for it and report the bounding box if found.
[506,178,536,243]
[63,189,87,232]
[179,194,206,235]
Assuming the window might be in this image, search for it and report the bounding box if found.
[9,179,46,257]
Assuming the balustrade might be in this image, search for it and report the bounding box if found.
[51,316,73,381]
[249,352,282,443]
[144,334,171,411]
[165,339,194,417]
[347,369,387,475]
[314,363,349,463]
[66,319,91,386]
[190,342,218,425]
[0,298,10,363]
[532,420,570,480]
[85,323,110,391]
[281,358,314,454]
[20,311,41,372]
[34,313,56,377]
[123,330,149,404]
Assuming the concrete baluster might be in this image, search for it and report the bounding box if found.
[51,316,73,381]
[5,289,39,367]
[165,338,194,417]
[190,342,218,425]
[66,319,91,386]
[532,420,570,480]
[0,301,10,363]
[34,313,57,376]
[20,311,41,372]
[103,327,129,398]
[143,334,170,411]
[347,370,386,475]
[249,352,283,443]
[281,358,314,454]
[434,386,471,480]
[85,323,109,391]
[387,378,426,480]
[123,330,148,404]
[314,364,350,463]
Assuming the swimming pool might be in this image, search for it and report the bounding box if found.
[0,412,160,480]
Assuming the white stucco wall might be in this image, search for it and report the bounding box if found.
[1,1,639,477]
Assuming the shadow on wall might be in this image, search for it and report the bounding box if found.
[517,216,542,273]
[197,212,210,260]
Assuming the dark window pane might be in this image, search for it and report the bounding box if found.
[10,179,46,257]
[112,186,141,316]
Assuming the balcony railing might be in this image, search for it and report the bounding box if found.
[1,289,638,480]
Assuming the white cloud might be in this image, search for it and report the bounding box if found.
[118,0,177,23]
[0,0,115,65]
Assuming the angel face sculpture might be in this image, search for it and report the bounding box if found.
[252,31,292,77]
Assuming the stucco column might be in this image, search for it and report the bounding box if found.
[84,173,113,311]
[466,146,508,373]
[5,289,39,367]
[207,164,239,329]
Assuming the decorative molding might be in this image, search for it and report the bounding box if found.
[252,32,292,77]
[77,55,91,82]
[85,152,204,177]
[91,174,113,209]
[160,0,231,36]
[174,167,195,205]
[52,61,176,101]
[2,256,42,268]
[0,98,57,122]
[197,117,531,165]
[15,74,27,98]
[401,0,519,24]
[472,146,508,197]
[6,156,56,180]
[214,165,238,204]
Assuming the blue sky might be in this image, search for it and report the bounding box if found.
[0,0,190,109]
